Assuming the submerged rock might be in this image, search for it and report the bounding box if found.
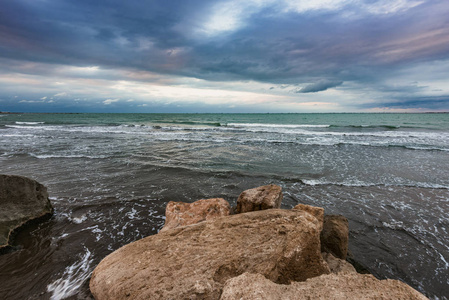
[236,184,283,213]
[220,272,428,300]
[90,209,329,300]
[321,214,349,259]
[160,198,230,232]
[0,174,53,250]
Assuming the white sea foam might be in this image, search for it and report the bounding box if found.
[223,123,449,139]
[302,179,376,187]
[126,207,138,219]
[5,122,448,150]
[0,134,35,137]
[29,153,109,159]
[382,220,405,229]
[302,179,449,189]
[5,125,40,129]
[5,124,148,135]
[227,123,330,128]
[15,121,45,125]
[72,214,87,224]
[47,248,93,300]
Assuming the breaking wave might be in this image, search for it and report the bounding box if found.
[47,248,93,300]
[15,121,45,125]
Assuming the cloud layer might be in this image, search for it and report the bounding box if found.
[296,81,344,93]
[1,0,449,112]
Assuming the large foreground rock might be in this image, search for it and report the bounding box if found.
[236,184,283,213]
[0,175,53,249]
[220,272,428,300]
[161,198,230,232]
[90,209,330,300]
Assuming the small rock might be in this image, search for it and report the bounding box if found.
[160,198,230,232]
[0,174,53,250]
[322,252,356,274]
[293,204,324,231]
[220,272,429,300]
[236,184,283,213]
[321,215,349,259]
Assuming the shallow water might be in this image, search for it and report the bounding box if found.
[0,113,448,299]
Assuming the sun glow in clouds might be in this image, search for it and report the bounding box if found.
[198,0,426,37]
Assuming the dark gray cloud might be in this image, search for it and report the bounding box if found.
[296,80,343,93]
[360,96,449,110]
[2,0,448,80]
[1,0,449,111]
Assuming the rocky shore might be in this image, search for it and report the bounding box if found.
[89,184,428,300]
[0,174,53,252]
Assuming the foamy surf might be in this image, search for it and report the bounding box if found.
[227,123,330,128]
[301,179,449,189]
[15,121,45,125]
[47,248,93,300]
[1,112,448,300]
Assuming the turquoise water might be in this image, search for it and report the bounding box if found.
[3,112,449,129]
[0,113,448,299]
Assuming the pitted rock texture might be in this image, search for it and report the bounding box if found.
[0,174,53,249]
[220,272,429,300]
[90,209,329,300]
[161,198,230,232]
[236,184,283,213]
[293,203,324,231]
[322,252,356,274]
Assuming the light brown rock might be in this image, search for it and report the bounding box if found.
[322,252,356,274]
[220,272,429,300]
[293,203,324,231]
[160,198,230,232]
[90,209,330,300]
[321,214,349,259]
[236,184,283,213]
[0,174,53,249]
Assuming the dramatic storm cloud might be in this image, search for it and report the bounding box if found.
[1,0,449,112]
[296,81,344,93]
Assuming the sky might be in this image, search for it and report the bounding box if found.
[1,0,449,113]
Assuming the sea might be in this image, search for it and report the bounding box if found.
[0,113,448,299]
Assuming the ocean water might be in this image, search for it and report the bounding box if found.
[0,113,448,299]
